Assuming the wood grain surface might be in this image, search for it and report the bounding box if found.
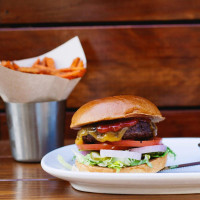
[0,157,54,180]
[1,110,200,140]
[1,25,200,108]
[1,180,199,200]
[0,140,73,179]
[0,140,200,199]
[0,0,200,24]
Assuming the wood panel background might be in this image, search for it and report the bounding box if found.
[1,26,200,107]
[0,0,200,140]
[1,0,200,24]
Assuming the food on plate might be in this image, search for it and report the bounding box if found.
[1,57,86,80]
[70,95,175,173]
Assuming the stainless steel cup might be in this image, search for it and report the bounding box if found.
[5,100,66,162]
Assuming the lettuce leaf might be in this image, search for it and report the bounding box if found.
[57,155,72,170]
[74,147,176,172]
[149,147,176,159]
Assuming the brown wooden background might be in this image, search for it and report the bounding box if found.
[0,0,200,140]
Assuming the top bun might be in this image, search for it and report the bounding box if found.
[70,95,164,129]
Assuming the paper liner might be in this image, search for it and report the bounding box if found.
[0,36,86,103]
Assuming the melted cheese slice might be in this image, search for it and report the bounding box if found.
[75,127,128,145]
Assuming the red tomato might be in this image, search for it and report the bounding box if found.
[97,119,138,133]
[77,138,162,150]
[110,137,162,147]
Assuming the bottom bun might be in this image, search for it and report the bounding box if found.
[75,155,167,173]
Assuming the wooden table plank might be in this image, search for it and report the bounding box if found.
[1,0,200,24]
[0,180,200,200]
[0,157,54,180]
[0,139,199,199]
[0,140,74,180]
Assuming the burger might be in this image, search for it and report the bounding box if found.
[70,95,175,173]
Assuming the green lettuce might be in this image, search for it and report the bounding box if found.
[57,155,72,170]
[148,147,176,159]
[74,147,176,172]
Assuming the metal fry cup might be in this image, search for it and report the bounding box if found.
[5,100,66,162]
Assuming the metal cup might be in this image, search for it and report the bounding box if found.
[5,100,66,162]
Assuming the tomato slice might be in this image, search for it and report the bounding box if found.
[77,138,162,150]
[77,143,128,150]
[110,137,162,147]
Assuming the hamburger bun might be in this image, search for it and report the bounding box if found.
[75,155,167,173]
[71,95,164,129]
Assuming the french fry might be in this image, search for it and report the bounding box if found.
[1,57,86,80]
[57,68,86,79]
[13,63,20,70]
[54,67,85,74]
[18,67,42,74]
[76,60,84,68]
[1,61,19,70]
[1,61,11,67]
[32,64,55,74]
[70,57,80,68]
[1,61,12,69]
[32,58,41,66]
[41,58,46,66]
[45,57,56,69]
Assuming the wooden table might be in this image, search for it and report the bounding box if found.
[0,140,199,200]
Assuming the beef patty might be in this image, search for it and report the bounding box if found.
[82,120,157,144]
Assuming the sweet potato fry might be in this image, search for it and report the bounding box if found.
[54,67,84,74]
[1,61,10,67]
[1,61,12,68]
[57,68,86,79]
[13,62,20,70]
[1,57,86,80]
[70,57,80,68]
[1,61,19,70]
[76,60,84,68]
[41,58,46,66]
[40,57,55,69]
[32,58,41,66]
[32,64,55,74]
[45,57,56,69]
[18,67,42,74]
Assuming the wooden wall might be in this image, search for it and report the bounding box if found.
[0,0,200,140]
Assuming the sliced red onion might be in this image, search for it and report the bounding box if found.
[100,149,141,160]
[129,145,167,154]
[80,150,91,156]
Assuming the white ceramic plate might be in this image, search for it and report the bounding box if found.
[41,138,200,194]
